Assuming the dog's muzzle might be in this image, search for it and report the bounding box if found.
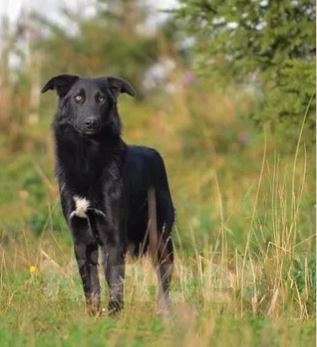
[82,117,100,135]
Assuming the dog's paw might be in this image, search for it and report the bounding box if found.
[85,297,101,317]
[156,296,172,318]
[107,300,123,317]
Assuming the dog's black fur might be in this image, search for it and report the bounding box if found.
[41,75,174,315]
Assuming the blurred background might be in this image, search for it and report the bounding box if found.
[0,0,314,245]
[0,0,315,344]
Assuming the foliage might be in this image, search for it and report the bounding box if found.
[34,0,167,96]
[176,0,316,142]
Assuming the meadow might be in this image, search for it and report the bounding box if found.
[0,83,315,346]
[0,1,315,345]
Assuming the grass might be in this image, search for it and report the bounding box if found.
[0,87,315,346]
[0,230,315,346]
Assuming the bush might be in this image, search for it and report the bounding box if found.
[176,0,316,144]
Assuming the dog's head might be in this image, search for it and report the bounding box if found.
[41,74,135,137]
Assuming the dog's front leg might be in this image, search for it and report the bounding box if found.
[102,240,125,314]
[71,217,101,316]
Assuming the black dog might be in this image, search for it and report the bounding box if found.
[41,75,174,315]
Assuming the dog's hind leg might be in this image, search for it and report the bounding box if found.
[156,234,174,315]
[147,188,174,315]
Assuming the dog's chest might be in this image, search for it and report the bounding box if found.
[62,158,124,215]
[57,136,126,217]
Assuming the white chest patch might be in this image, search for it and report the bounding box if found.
[70,196,90,219]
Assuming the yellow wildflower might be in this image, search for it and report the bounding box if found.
[29,265,38,274]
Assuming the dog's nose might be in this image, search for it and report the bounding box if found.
[85,117,99,129]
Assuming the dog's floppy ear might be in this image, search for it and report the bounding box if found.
[41,74,79,97]
[107,77,136,98]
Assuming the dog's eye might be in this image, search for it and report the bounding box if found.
[96,95,105,103]
[74,95,83,103]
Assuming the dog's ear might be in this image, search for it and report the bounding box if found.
[107,77,136,98]
[41,74,79,97]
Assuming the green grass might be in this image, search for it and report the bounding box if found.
[0,239,315,347]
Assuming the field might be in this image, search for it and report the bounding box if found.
[0,86,315,346]
[0,1,315,344]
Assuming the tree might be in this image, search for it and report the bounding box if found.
[176,0,315,143]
